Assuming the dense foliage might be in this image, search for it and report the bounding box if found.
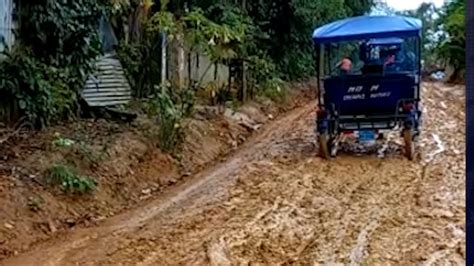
[2,0,466,130]
[0,0,375,130]
[194,0,374,79]
[120,0,374,82]
[397,0,465,81]
[435,0,465,81]
[0,0,106,127]
[398,3,439,68]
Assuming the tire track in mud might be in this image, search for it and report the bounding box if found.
[2,101,314,266]
[2,83,465,265]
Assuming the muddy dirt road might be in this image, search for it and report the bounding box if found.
[3,83,465,265]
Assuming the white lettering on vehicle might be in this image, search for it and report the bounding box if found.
[347,86,363,93]
[343,84,387,101]
[343,94,365,101]
[370,85,380,91]
[369,92,391,98]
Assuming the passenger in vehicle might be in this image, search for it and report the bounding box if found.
[336,56,352,75]
[383,51,398,73]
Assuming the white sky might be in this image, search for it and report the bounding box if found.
[384,0,445,11]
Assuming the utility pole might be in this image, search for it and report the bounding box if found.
[161,32,167,84]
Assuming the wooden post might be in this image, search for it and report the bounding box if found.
[187,51,192,88]
[195,52,200,82]
[228,63,232,94]
[161,32,167,84]
[170,32,185,91]
[241,60,247,102]
[214,62,218,81]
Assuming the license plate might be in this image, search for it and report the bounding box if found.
[358,130,375,142]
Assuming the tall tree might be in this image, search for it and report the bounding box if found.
[435,0,465,82]
[240,0,374,79]
[398,3,439,69]
[160,0,375,79]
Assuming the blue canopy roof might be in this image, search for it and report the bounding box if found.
[312,16,422,44]
[367,37,403,46]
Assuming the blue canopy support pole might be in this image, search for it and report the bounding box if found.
[319,44,325,107]
[415,37,420,95]
[416,36,422,108]
[327,45,331,77]
[315,44,321,107]
[417,37,422,77]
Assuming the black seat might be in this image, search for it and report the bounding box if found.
[362,63,383,75]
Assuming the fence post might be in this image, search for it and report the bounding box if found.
[242,60,247,102]
[161,32,167,84]
[170,32,184,90]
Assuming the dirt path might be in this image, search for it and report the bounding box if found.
[2,83,465,265]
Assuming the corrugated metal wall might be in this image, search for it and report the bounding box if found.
[82,18,132,108]
[0,0,14,52]
[82,53,132,107]
[0,0,16,125]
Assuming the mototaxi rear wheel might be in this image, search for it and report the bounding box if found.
[402,129,415,160]
[318,134,333,159]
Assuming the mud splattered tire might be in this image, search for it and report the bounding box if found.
[403,129,415,160]
[318,134,331,159]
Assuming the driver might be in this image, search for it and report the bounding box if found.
[384,53,396,66]
[403,51,416,71]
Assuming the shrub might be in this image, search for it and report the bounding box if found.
[247,56,287,102]
[0,0,105,128]
[46,164,96,194]
[148,85,185,153]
